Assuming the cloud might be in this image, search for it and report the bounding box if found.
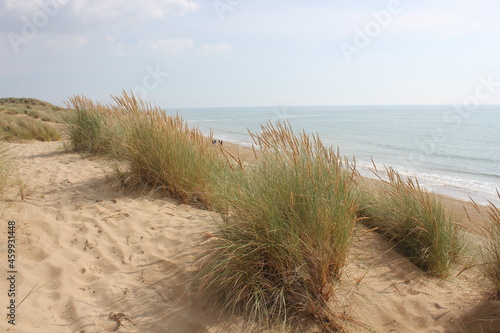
[3,0,69,14]
[71,0,199,22]
[387,8,500,42]
[107,39,231,57]
[3,0,44,13]
[196,43,232,55]
[1,0,198,30]
[108,41,137,56]
[142,38,194,54]
[107,38,196,56]
[45,34,88,51]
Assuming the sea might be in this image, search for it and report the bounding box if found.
[170,105,500,205]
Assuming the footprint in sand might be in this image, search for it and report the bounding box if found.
[145,226,160,237]
[102,211,130,222]
[129,250,148,267]
[49,291,61,301]
[23,248,50,261]
[88,265,103,274]
[56,210,67,221]
[83,239,98,251]
[96,312,134,332]
[125,234,144,246]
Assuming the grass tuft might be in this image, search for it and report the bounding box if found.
[474,193,500,299]
[65,96,118,154]
[0,114,61,142]
[0,141,12,195]
[361,167,463,277]
[0,97,70,141]
[110,92,227,206]
[0,97,59,108]
[0,97,69,123]
[66,92,228,207]
[200,121,358,332]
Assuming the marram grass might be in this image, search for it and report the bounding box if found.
[361,167,463,277]
[0,113,61,142]
[200,121,359,332]
[66,92,469,330]
[110,92,227,206]
[66,96,120,155]
[0,97,68,123]
[67,96,358,330]
[0,141,12,196]
[472,193,500,299]
[485,198,500,299]
[66,92,227,207]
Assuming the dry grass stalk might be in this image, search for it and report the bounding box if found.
[0,142,12,196]
[471,192,500,298]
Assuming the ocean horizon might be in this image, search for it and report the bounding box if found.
[171,104,500,205]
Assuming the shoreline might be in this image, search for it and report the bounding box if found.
[221,134,500,206]
[221,140,492,236]
[182,107,500,207]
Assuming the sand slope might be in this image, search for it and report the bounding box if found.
[0,141,498,333]
[345,229,500,333]
[0,142,235,332]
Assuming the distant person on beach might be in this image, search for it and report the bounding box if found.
[212,139,223,146]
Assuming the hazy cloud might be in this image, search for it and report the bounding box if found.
[45,34,88,50]
[196,43,232,55]
[3,0,500,107]
[395,11,498,37]
[71,0,199,22]
[107,39,231,56]
[1,0,199,30]
[142,38,194,54]
[108,42,133,56]
[3,0,68,13]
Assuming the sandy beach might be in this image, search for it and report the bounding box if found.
[0,139,498,332]
[2,0,499,330]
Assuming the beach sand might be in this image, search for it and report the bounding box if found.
[0,140,498,332]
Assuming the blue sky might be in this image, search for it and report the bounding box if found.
[1,0,500,107]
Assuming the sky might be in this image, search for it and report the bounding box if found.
[1,0,500,108]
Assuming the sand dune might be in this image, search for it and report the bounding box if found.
[0,141,498,332]
[0,142,235,332]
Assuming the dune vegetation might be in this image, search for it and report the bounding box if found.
[64,92,475,331]
[65,96,118,155]
[485,199,500,299]
[0,141,12,196]
[201,121,359,331]
[0,97,67,141]
[65,92,361,331]
[471,194,500,299]
[66,93,227,207]
[360,167,463,277]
